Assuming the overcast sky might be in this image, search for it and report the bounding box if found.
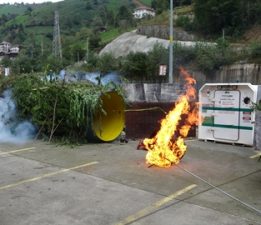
[0,0,63,4]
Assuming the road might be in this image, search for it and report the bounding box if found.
[0,139,260,225]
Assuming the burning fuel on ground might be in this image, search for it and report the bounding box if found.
[142,67,199,168]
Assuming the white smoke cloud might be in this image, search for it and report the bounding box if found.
[0,89,36,144]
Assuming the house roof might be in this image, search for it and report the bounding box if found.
[0,41,11,45]
[134,7,155,12]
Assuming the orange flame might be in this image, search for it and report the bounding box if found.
[143,67,198,168]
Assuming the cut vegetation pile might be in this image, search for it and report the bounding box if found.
[0,74,124,143]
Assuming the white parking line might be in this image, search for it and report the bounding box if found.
[250,152,261,159]
[0,147,36,156]
[0,161,98,191]
[115,184,197,225]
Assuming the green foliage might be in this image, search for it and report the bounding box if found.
[119,44,168,81]
[175,4,193,15]
[0,74,122,141]
[194,0,261,36]
[175,15,193,31]
[115,5,135,29]
[0,4,29,16]
[147,44,168,77]
[85,52,99,71]
[151,0,192,13]
[100,28,121,44]
[254,101,261,111]
[121,52,149,80]
[89,34,102,51]
[151,0,169,14]
[106,0,131,12]
[97,53,119,75]
[249,42,261,62]
[139,0,152,7]
[1,57,12,67]
[0,0,134,64]
[173,43,196,66]
[195,39,235,73]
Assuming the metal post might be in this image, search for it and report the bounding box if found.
[168,0,174,84]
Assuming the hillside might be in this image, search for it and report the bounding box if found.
[0,0,133,48]
[0,0,260,76]
[0,3,31,16]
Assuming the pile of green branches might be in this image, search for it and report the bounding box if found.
[0,73,122,142]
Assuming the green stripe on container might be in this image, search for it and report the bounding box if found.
[202,107,253,112]
[202,123,253,130]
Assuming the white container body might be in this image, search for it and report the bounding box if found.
[198,83,260,146]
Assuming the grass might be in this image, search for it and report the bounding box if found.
[26,26,52,33]
[175,5,194,15]
[106,0,131,12]
[0,4,28,16]
[139,0,152,7]
[140,11,169,25]
[100,28,121,44]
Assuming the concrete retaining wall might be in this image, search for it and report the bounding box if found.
[123,82,196,139]
[137,25,195,41]
[255,111,261,150]
[213,64,261,85]
[123,83,182,103]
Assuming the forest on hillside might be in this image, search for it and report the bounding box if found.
[0,0,260,77]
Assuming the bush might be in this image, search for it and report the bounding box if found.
[249,42,261,62]
[0,74,122,142]
[175,16,193,31]
[98,53,119,75]
[173,43,197,66]
[121,52,149,80]
[195,39,235,73]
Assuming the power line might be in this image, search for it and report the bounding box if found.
[52,10,62,60]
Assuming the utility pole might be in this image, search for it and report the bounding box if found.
[85,37,89,63]
[52,10,62,60]
[41,37,44,56]
[168,0,174,84]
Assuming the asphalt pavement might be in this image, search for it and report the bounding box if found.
[0,139,260,225]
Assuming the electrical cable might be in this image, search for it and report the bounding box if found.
[125,107,167,114]
[176,164,261,216]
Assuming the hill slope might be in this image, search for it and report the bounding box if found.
[0,0,133,47]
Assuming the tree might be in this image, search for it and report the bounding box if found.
[44,55,64,73]
[99,6,115,27]
[97,53,118,75]
[121,52,149,80]
[194,0,261,36]
[1,57,11,67]
[71,43,86,62]
[151,0,169,14]
[147,44,168,77]
[89,34,101,51]
[11,53,33,74]
[115,5,134,28]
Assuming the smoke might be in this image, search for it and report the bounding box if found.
[46,70,122,85]
[0,89,36,144]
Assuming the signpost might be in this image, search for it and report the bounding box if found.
[169,0,174,84]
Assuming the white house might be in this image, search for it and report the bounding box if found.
[0,41,11,55]
[0,41,19,57]
[133,7,156,19]
[9,46,20,54]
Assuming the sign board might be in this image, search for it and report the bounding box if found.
[213,90,240,140]
[4,68,10,76]
[159,65,167,76]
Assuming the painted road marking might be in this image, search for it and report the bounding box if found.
[185,139,197,142]
[115,184,197,225]
[250,152,261,159]
[0,161,98,191]
[0,147,36,156]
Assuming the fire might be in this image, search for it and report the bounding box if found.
[143,67,198,168]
